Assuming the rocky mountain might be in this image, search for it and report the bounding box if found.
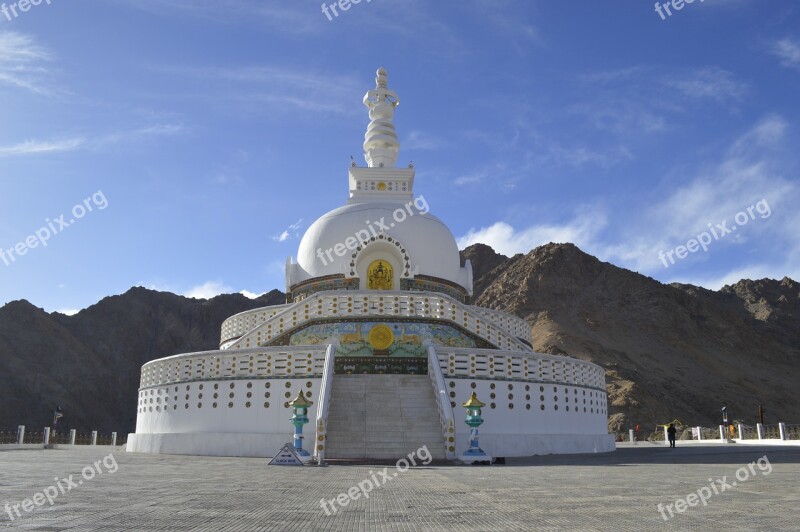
[0,288,285,434]
[463,243,799,434]
[1,244,797,437]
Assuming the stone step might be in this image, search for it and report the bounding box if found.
[324,374,447,460]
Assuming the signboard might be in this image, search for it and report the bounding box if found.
[691,427,700,439]
[267,443,305,466]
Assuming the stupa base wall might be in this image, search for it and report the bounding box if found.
[126,431,614,458]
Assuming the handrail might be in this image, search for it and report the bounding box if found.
[314,344,336,463]
[219,303,293,347]
[428,346,456,460]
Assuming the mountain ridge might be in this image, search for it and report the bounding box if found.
[1,246,797,437]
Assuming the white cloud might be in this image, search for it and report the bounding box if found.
[156,65,361,115]
[665,67,748,102]
[240,290,265,299]
[771,38,800,71]
[457,206,607,257]
[669,264,797,291]
[116,0,320,34]
[55,308,81,316]
[0,138,85,157]
[604,115,800,277]
[184,281,232,299]
[0,124,183,158]
[0,32,57,96]
[272,219,303,242]
[404,131,447,151]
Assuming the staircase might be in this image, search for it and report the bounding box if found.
[325,374,447,460]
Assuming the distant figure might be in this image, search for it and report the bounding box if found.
[667,423,677,448]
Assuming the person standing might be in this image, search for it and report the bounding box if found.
[667,423,677,448]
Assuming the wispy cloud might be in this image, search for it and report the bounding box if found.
[404,131,447,151]
[665,67,748,102]
[770,38,800,71]
[605,115,799,276]
[153,65,362,115]
[114,0,320,34]
[272,219,303,242]
[0,124,183,157]
[457,115,799,290]
[0,137,85,157]
[0,31,59,96]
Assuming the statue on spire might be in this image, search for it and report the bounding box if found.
[363,67,400,168]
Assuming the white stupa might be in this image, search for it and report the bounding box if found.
[127,69,614,459]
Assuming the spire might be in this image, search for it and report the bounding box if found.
[362,67,400,168]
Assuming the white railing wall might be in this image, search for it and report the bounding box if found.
[139,346,328,389]
[434,347,606,390]
[468,306,532,342]
[228,290,532,353]
[428,347,456,460]
[219,304,293,347]
[314,345,336,462]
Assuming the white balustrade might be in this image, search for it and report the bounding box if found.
[219,304,292,346]
[228,291,531,353]
[139,346,328,389]
[434,347,606,390]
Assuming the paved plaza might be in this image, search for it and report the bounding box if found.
[1,444,798,531]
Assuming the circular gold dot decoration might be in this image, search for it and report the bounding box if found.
[368,324,395,351]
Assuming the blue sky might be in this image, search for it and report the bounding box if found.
[1,0,799,314]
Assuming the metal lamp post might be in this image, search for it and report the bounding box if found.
[288,391,313,459]
[460,392,491,464]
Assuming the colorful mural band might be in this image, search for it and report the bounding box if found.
[286,320,481,357]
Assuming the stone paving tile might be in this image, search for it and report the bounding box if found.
[0,445,798,531]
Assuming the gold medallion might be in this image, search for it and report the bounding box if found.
[368,325,395,351]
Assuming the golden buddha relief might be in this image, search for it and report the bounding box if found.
[367,260,393,290]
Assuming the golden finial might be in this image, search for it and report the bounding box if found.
[288,390,313,408]
[462,392,485,408]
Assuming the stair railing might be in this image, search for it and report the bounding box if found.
[428,346,456,460]
[314,344,336,463]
